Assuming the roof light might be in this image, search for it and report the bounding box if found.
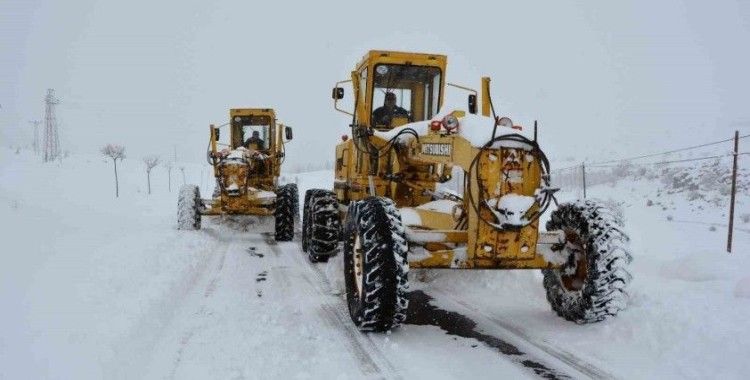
[497,117,513,128]
[430,120,442,131]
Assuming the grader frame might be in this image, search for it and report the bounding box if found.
[329,51,563,270]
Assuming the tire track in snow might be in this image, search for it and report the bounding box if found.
[107,225,231,379]
[165,241,232,380]
[428,288,618,380]
[202,244,228,298]
[263,233,402,380]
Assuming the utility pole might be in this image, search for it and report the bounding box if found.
[29,120,41,155]
[581,162,587,199]
[727,130,739,253]
[43,89,61,162]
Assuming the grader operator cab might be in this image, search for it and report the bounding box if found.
[303,50,633,332]
[178,108,298,241]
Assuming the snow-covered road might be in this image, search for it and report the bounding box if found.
[114,223,602,380]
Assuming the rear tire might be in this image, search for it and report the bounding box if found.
[344,197,409,332]
[274,183,297,241]
[177,185,202,230]
[543,199,632,323]
[303,189,340,262]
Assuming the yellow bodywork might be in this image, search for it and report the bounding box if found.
[332,50,564,270]
[203,108,287,216]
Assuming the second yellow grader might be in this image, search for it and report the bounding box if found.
[179,108,298,241]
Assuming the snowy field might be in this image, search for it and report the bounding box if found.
[1,147,749,379]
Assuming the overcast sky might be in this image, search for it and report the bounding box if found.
[2,0,748,169]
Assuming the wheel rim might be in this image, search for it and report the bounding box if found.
[353,232,364,298]
[560,228,588,292]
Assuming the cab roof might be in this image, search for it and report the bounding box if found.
[229,108,276,119]
[356,50,447,70]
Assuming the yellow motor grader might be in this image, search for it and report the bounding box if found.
[178,108,298,241]
[303,50,632,332]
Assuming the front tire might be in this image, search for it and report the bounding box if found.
[177,185,202,230]
[344,197,409,332]
[274,183,297,241]
[543,199,633,323]
[303,189,340,262]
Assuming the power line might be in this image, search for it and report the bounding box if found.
[588,154,730,168]
[552,132,749,171]
[589,136,743,166]
[554,152,745,172]
[553,163,585,171]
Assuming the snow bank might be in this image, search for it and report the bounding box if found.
[0,148,222,379]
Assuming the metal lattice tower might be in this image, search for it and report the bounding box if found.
[29,120,41,155]
[43,89,60,162]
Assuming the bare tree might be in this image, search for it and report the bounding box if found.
[143,155,161,195]
[101,144,126,197]
[164,161,173,192]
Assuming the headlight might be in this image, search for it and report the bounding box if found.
[442,114,460,132]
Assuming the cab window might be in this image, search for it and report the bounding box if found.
[370,64,441,129]
[232,115,272,150]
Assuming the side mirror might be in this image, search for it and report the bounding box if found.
[214,127,220,141]
[332,87,344,100]
[468,94,477,114]
[285,126,293,141]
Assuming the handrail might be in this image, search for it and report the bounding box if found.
[334,79,354,116]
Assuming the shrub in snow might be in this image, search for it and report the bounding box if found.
[646,199,654,207]
[741,213,750,224]
[709,225,717,232]
[687,190,702,201]
[609,162,633,184]
[667,215,673,221]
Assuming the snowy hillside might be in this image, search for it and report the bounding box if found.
[1,147,749,379]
